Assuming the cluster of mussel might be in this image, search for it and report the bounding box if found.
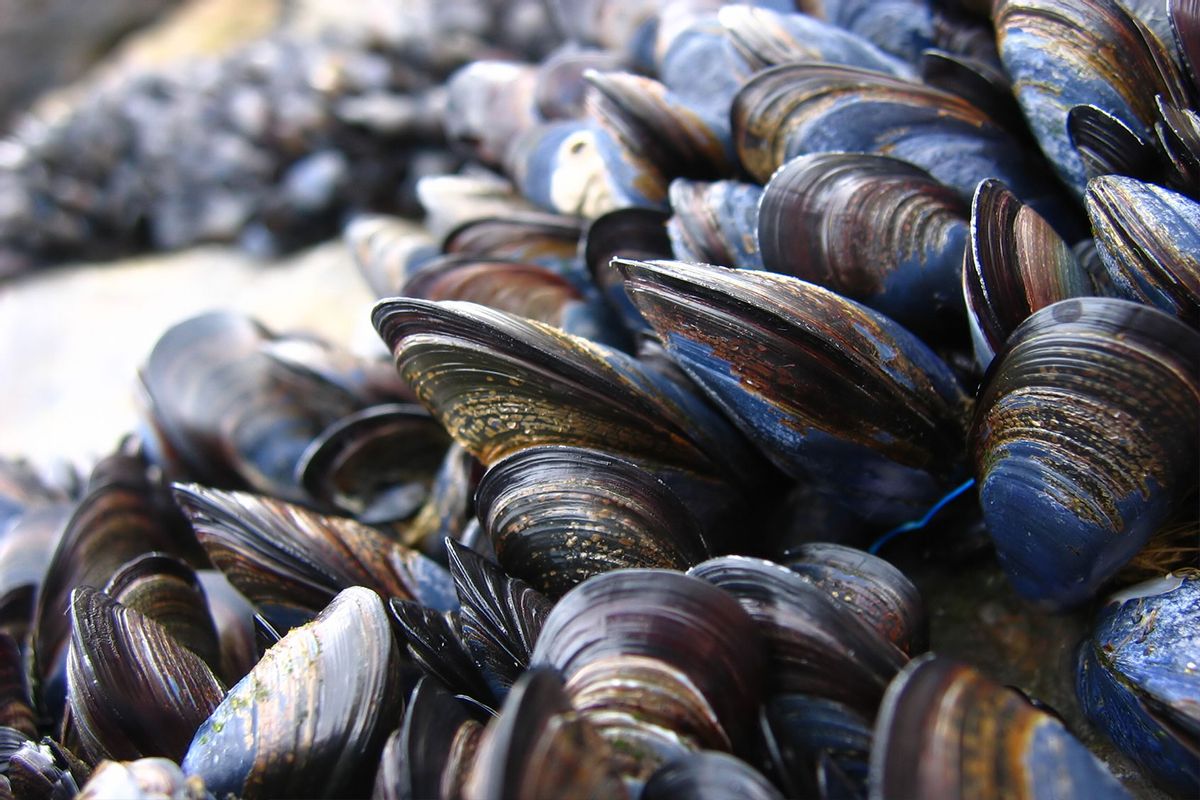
[3,0,1200,797]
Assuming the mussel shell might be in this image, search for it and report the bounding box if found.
[1155,98,1200,193]
[783,542,926,655]
[994,0,1190,198]
[416,174,543,244]
[390,600,496,708]
[1067,104,1162,183]
[757,152,968,336]
[196,570,257,687]
[8,738,88,799]
[870,655,1128,799]
[667,178,763,270]
[443,61,540,168]
[344,214,439,299]
[760,693,872,800]
[75,758,207,800]
[32,453,200,721]
[183,587,403,800]
[963,178,1096,368]
[1077,572,1200,795]
[689,556,905,716]
[584,207,673,331]
[642,751,784,800]
[0,503,68,646]
[618,259,970,525]
[531,569,765,748]
[1086,174,1200,326]
[371,297,766,487]
[475,446,710,597]
[0,635,34,739]
[373,677,484,800]
[174,484,431,625]
[296,403,452,524]
[66,587,224,763]
[971,298,1200,607]
[442,212,585,277]
[447,540,552,697]
[534,45,627,120]
[731,62,1058,215]
[719,5,912,77]
[464,667,628,800]
[140,312,363,501]
[102,553,222,681]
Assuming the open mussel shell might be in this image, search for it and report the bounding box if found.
[1086,174,1200,326]
[373,676,484,800]
[32,452,201,722]
[139,312,363,502]
[667,178,763,270]
[718,5,912,77]
[66,587,224,763]
[1077,572,1200,795]
[871,655,1128,799]
[464,667,628,800]
[783,542,925,656]
[971,298,1200,608]
[75,758,207,800]
[371,297,766,489]
[183,587,403,800]
[447,539,552,697]
[963,179,1097,369]
[994,0,1190,199]
[297,403,451,525]
[760,693,872,800]
[731,63,1062,220]
[531,569,765,758]
[1067,104,1163,184]
[758,152,968,336]
[102,553,222,681]
[689,557,905,717]
[475,446,710,597]
[618,258,970,526]
[174,484,437,628]
[345,214,439,298]
[642,751,783,800]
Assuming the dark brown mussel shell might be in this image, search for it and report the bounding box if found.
[618,259,971,526]
[32,452,200,721]
[1154,96,1200,194]
[870,655,1128,799]
[642,751,783,800]
[182,587,403,800]
[531,570,766,767]
[731,63,1060,218]
[102,553,222,681]
[1067,104,1164,184]
[783,542,926,656]
[174,484,451,629]
[718,5,912,77]
[75,758,207,800]
[688,556,905,717]
[139,312,363,502]
[584,206,672,333]
[1086,174,1200,326]
[345,214,440,298]
[373,676,484,800]
[446,539,552,697]
[963,179,1098,368]
[994,0,1190,199]
[0,635,34,739]
[371,298,766,488]
[971,298,1200,608]
[297,403,452,526]
[463,667,628,800]
[66,587,224,763]
[666,178,763,270]
[442,212,585,277]
[758,152,968,337]
[475,446,709,598]
[919,50,1029,142]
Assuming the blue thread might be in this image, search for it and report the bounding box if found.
[868,478,976,555]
